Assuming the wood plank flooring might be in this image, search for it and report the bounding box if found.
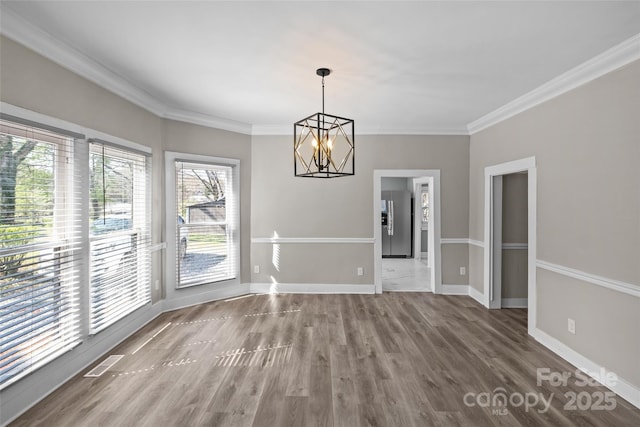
[11,293,640,426]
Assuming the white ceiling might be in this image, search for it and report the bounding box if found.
[1,1,639,135]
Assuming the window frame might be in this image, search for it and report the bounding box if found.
[164,152,240,294]
[87,140,152,335]
[0,117,82,391]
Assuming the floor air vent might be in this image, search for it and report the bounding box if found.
[84,355,124,377]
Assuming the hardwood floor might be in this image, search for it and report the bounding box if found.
[11,293,640,426]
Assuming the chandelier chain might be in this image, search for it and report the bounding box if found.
[321,76,325,115]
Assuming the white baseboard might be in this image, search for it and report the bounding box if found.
[531,328,640,410]
[249,283,375,295]
[1,303,163,426]
[501,298,528,308]
[468,286,484,305]
[441,284,469,295]
[163,282,251,312]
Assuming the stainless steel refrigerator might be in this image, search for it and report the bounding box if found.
[381,190,412,257]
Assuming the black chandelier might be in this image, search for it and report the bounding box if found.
[294,68,355,178]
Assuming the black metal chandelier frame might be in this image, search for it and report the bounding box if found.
[294,68,355,178]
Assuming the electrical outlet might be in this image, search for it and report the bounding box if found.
[357,267,364,276]
[568,318,576,334]
[459,267,466,276]
[254,265,260,274]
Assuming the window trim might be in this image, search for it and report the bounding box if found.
[164,152,241,296]
[87,140,152,334]
[0,118,82,391]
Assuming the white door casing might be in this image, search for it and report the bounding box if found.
[483,157,537,334]
[374,170,441,294]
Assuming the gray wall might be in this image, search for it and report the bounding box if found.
[251,134,470,285]
[381,177,410,191]
[501,173,528,299]
[469,60,640,387]
[162,120,252,284]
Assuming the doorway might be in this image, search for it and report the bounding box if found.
[373,170,441,294]
[380,177,424,291]
[483,157,537,334]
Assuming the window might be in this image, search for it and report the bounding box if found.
[0,119,81,390]
[88,141,151,334]
[173,159,238,288]
[421,189,430,227]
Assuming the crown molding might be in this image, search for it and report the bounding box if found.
[251,124,293,135]
[353,125,469,136]
[4,4,636,139]
[0,5,254,136]
[251,124,469,136]
[164,109,252,135]
[0,6,167,117]
[467,33,640,135]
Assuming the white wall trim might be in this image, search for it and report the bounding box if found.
[162,283,251,312]
[0,6,465,138]
[0,7,166,117]
[468,286,484,305]
[502,243,528,250]
[441,284,469,295]
[531,328,640,410]
[0,6,254,136]
[250,283,375,295]
[467,34,640,134]
[483,156,537,335]
[501,298,528,308]
[251,124,469,136]
[164,151,242,302]
[440,238,469,245]
[0,102,152,155]
[163,108,252,135]
[251,237,375,244]
[537,260,640,298]
[438,238,487,248]
[5,4,639,139]
[150,242,166,252]
[469,239,484,248]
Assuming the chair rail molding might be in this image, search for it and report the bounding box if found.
[251,237,375,244]
[537,260,640,298]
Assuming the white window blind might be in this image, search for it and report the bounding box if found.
[175,161,237,288]
[88,141,151,334]
[0,119,81,390]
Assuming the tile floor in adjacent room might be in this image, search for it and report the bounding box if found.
[381,257,430,292]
